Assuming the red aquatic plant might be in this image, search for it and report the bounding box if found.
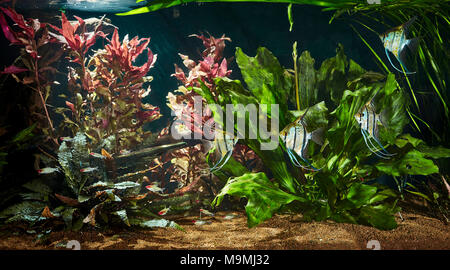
[172,33,232,90]
[168,33,232,138]
[49,13,106,65]
[0,7,64,145]
[52,14,161,152]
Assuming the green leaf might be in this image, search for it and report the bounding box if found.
[235,47,292,126]
[213,172,304,227]
[376,150,439,177]
[287,4,293,32]
[296,50,318,109]
[114,210,130,227]
[346,183,377,208]
[22,179,52,195]
[0,201,46,223]
[11,123,36,143]
[130,218,184,231]
[359,204,398,230]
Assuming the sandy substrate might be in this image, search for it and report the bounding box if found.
[0,210,448,250]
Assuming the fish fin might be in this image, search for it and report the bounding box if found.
[287,149,320,171]
[310,127,325,146]
[385,48,416,75]
[361,129,390,159]
[402,16,418,36]
[210,149,232,172]
[405,37,419,54]
[369,134,396,156]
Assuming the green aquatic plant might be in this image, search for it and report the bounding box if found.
[192,43,450,229]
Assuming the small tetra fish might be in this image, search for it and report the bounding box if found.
[355,100,396,159]
[379,16,419,75]
[80,167,99,173]
[59,137,74,142]
[192,219,212,226]
[158,206,171,216]
[89,152,106,159]
[145,185,165,193]
[223,214,238,220]
[37,167,60,174]
[199,208,215,217]
[280,108,323,171]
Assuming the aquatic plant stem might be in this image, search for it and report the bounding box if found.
[293,41,300,111]
[33,58,59,147]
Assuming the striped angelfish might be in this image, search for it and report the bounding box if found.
[355,100,395,159]
[379,16,418,75]
[208,131,238,173]
[280,109,323,171]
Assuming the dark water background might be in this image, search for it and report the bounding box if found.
[1,2,406,188]
[1,2,385,131]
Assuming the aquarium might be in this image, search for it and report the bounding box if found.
[0,0,449,255]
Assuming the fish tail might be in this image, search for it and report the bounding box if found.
[385,48,405,73]
[287,149,320,171]
[370,135,396,156]
[361,129,390,159]
[386,48,416,75]
[310,127,325,146]
[210,149,233,173]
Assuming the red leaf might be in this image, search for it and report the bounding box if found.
[65,101,76,114]
[1,65,28,74]
[1,7,33,37]
[0,11,19,44]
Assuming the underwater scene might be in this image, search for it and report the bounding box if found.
[0,0,449,253]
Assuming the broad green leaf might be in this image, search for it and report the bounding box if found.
[376,150,439,177]
[11,123,36,143]
[213,172,304,227]
[235,47,292,126]
[114,210,130,227]
[359,204,399,230]
[296,50,318,109]
[346,183,377,208]
[130,218,184,231]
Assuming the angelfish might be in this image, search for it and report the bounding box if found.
[279,108,323,171]
[208,131,238,173]
[355,100,395,159]
[380,16,419,75]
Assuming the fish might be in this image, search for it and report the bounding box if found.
[37,167,60,174]
[80,167,99,173]
[89,152,106,159]
[223,214,238,220]
[145,184,165,193]
[379,16,419,75]
[355,100,396,159]
[158,206,171,216]
[279,108,323,171]
[192,219,212,226]
[101,148,113,159]
[119,149,131,155]
[59,136,74,142]
[199,208,215,217]
[208,131,238,173]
